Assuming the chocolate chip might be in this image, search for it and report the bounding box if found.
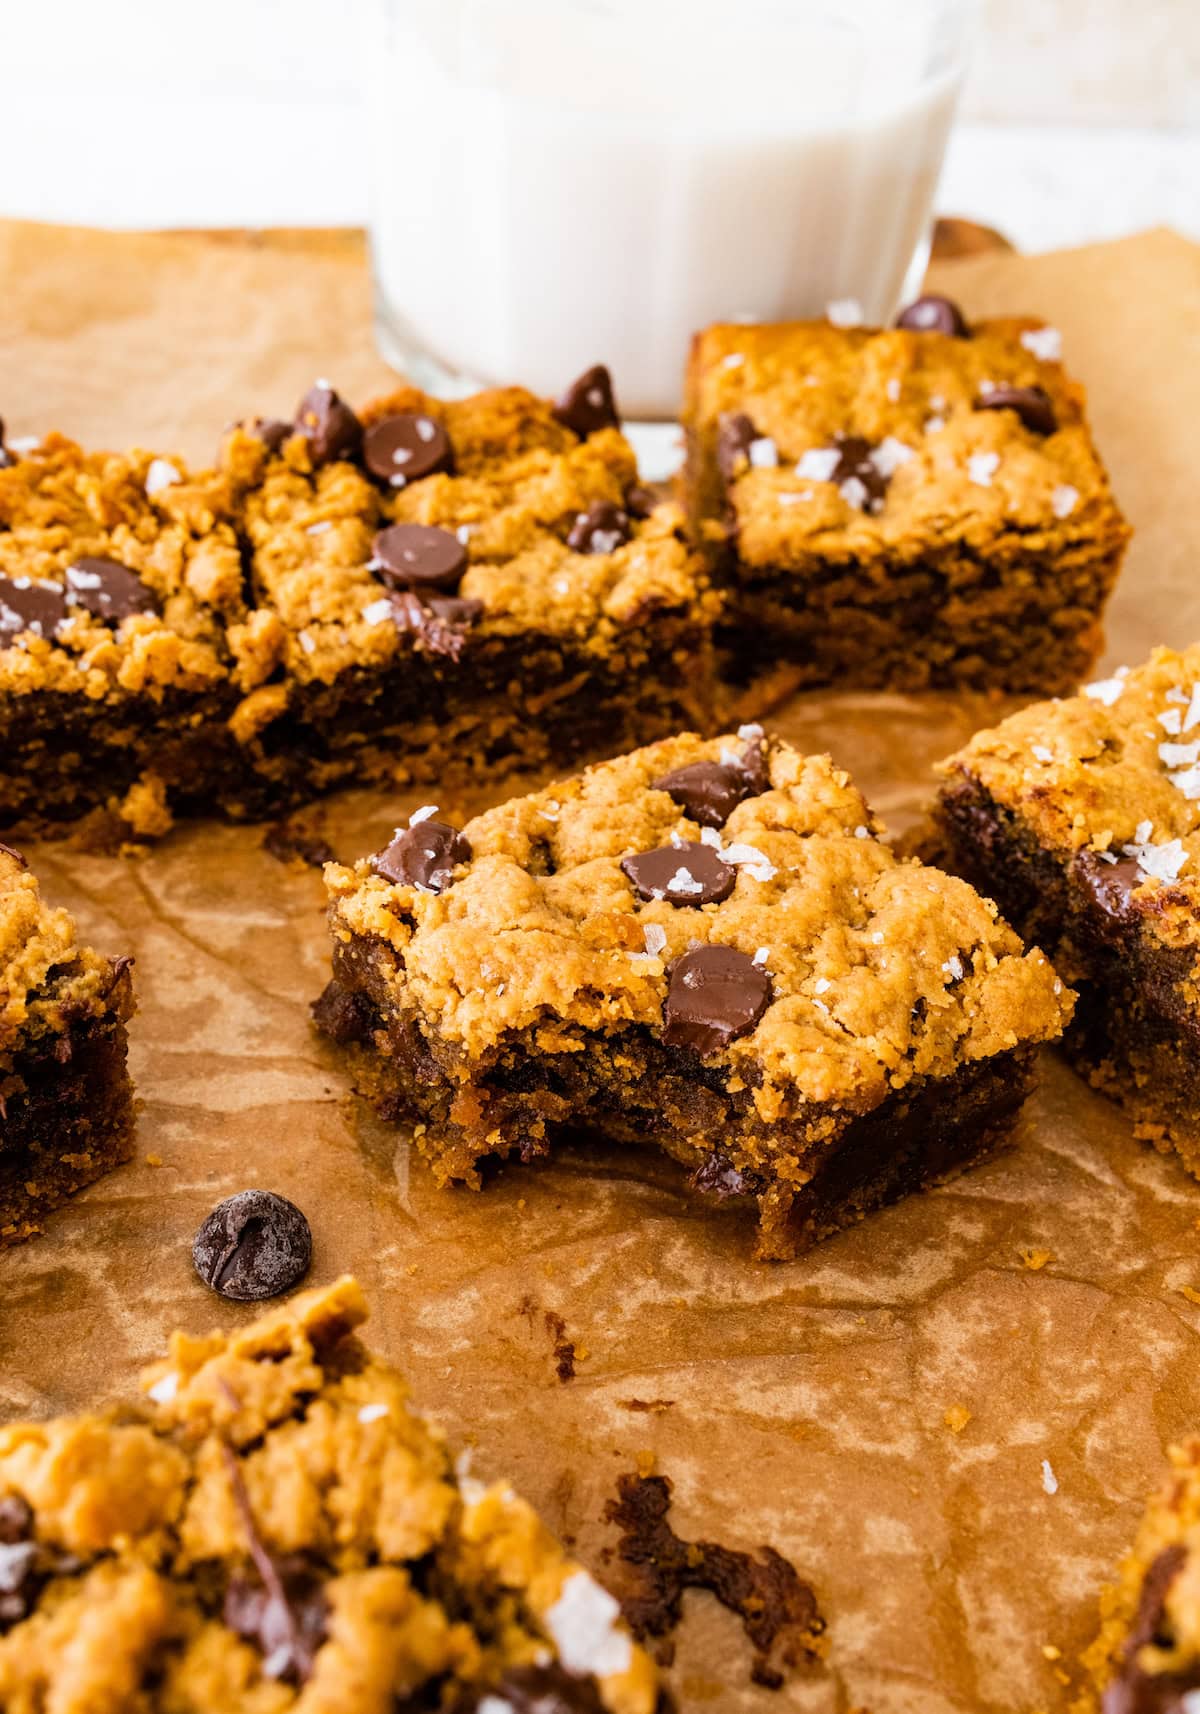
[663,944,772,1054]
[830,434,888,511]
[0,1497,32,1546]
[294,382,363,467]
[224,1559,329,1685]
[372,523,467,593]
[621,841,734,906]
[553,365,620,438]
[249,417,293,453]
[0,575,66,641]
[652,737,769,829]
[566,502,632,555]
[716,413,759,481]
[470,1666,609,1714]
[192,1190,312,1303]
[895,294,969,337]
[372,819,472,893]
[0,419,13,469]
[64,557,159,624]
[974,384,1057,436]
[0,1541,41,1629]
[1078,851,1145,922]
[692,1153,758,1199]
[363,412,452,486]
[386,589,483,660]
[625,483,658,519]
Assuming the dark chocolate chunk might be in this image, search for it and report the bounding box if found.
[363,412,452,486]
[566,502,632,555]
[293,381,363,467]
[895,294,969,337]
[372,818,472,893]
[621,841,734,906]
[604,1472,825,1688]
[311,977,376,1045]
[974,383,1057,436]
[1077,851,1145,923]
[263,820,336,869]
[0,1497,32,1545]
[0,575,66,641]
[663,944,771,1054]
[624,483,658,519]
[716,412,759,480]
[553,365,620,438]
[467,1665,609,1714]
[0,1540,41,1630]
[691,1153,757,1199]
[249,417,293,453]
[192,1189,312,1303]
[386,589,483,660]
[371,522,467,592]
[224,1558,329,1685]
[64,557,159,624]
[830,433,888,511]
[652,737,768,829]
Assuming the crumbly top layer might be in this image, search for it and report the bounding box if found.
[326,732,1069,1117]
[0,435,246,697]
[0,1276,657,1714]
[684,317,1128,571]
[940,644,1200,948]
[0,846,119,1057]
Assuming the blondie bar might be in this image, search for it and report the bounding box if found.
[0,372,718,837]
[682,300,1129,693]
[315,730,1070,1260]
[1078,1438,1200,1713]
[931,644,1200,1177]
[0,843,134,1242]
[0,1276,660,1713]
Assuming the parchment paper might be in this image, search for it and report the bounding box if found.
[2,220,1200,1714]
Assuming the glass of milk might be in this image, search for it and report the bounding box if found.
[366,0,973,421]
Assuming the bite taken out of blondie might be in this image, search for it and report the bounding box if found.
[315,728,1072,1260]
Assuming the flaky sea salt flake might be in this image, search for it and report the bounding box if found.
[1041,1458,1059,1495]
[826,297,863,328]
[145,458,182,496]
[1051,484,1079,519]
[748,436,778,468]
[967,451,1000,488]
[544,1572,633,1679]
[1022,326,1063,362]
[796,447,840,483]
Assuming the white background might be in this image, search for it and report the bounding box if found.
[1,0,1196,249]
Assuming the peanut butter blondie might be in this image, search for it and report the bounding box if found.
[0,1275,660,1713]
[0,372,718,838]
[314,729,1071,1260]
[0,842,134,1243]
[682,299,1129,694]
[931,643,1200,1180]
[1077,1438,1200,1713]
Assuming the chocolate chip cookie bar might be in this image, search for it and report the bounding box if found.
[0,370,718,838]
[0,1276,659,1713]
[0,842,134,1243]
[682,297,1130,693]
[930,643,1200,1178]
[1077,1437,1200,1713]
[315,729,1071,1260]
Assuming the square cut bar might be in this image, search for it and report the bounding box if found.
[681,303,1129,694]
[1077,1437,1200,1713]
[0,1276,660,1713]
[315,729,1070,1260]
[0,371,718,838]
[0,842,134,1242]
[931,642,1200,1176]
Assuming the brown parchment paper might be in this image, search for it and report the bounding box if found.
[2,220,1200,1714]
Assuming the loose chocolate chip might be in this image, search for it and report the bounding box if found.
[0,575,67,641]
[553,365,620,438]
[372,523,467,593]
[716,412,759,481]
[621,841,735,907]
[386,589,483,660]
[225,1559,329,1685]
[974,383,1057,436]
[192,1189,312,1303]
[0,1497,32,1546]
[293,381,363,467]
[830,434,888,511]
[363,412,452,486]
[64,557,159,624]
[652,737,768,829]
[372,819,472,893]
[895,294,969,337]
[566,501,632,555]
[663,944,772,1055]
[692,1153,758,1199]
[249,417,293,453]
